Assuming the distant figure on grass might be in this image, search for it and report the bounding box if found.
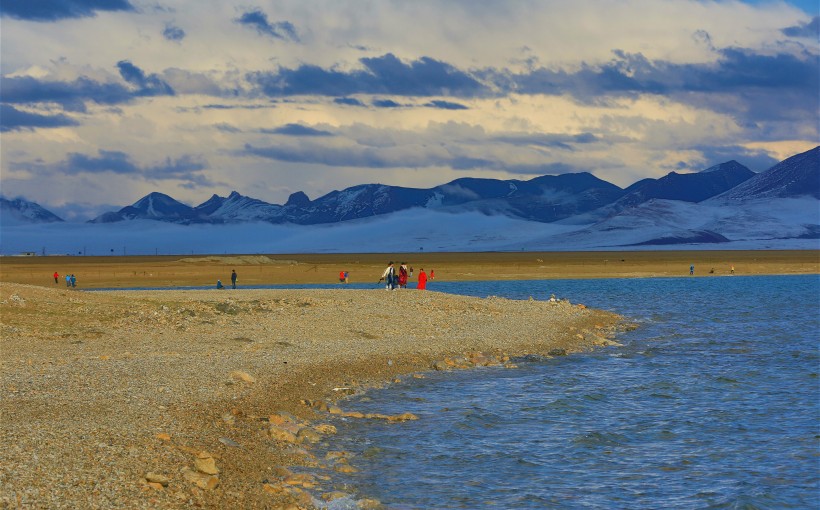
[398,262,409,288]
[65,274,71,288]
[217,279,224,289]
[339,271,349,283]
[231,269,237,289]
[70,274,76,288]
[690,265,695,275]
[380,261,396,290]
[417,268,428,290]
[53,271,59,284]
[430,269,435,280]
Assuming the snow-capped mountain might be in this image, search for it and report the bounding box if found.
[2,146,817,254]
[710,146,820,201]
[88,172,625,225]
[0,197,64,225]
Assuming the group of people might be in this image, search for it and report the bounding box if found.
[53,271,77,288]
[217,269,238,289]
[380,261,433,290]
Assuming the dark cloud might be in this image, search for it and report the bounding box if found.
[0,104,79,132]
[425,100,468,110]
[214,123,242,133]
[116,60,175,96]
[0,75,133,111]
[491,132,599,150]
[56,150,210,183]
[163,22,185,42]
[262,124,333,136]
[372,99,402,108]
[0,0,135,22]
[782,16,819,38]
[248,53,487,97]
[234,8,298,41]
[334,97,365,106]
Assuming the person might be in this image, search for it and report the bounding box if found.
[231,269,237,289]
[70,274,76,288]
[430,269,435,280]
[549,294,557,302]
[409,266,414,278]
[339,270,346,283]
[216,279,224,289]
[53,271,59,284]
[398,262,408,288]
[66,274,71,288]
[417,268,428,290]
[690,265,694,275]
[730,265,735,275]
[343,271,349,283]
[380,261,395,290]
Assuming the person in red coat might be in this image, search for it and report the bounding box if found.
[417,268,428,290]
[53,271,59,284]
[398,262,409,288]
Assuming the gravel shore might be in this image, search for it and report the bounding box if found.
[0,282,624,509]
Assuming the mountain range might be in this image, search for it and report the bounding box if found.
[1,146,818,253]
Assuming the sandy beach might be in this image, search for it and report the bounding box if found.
[0,250,817,289]
[0,278,627,509]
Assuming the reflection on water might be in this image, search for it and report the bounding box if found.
[324,275,820,509]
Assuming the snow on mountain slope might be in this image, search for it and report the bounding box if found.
[0,197,64,226]
[711,146,819,201]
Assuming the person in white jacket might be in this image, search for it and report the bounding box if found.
[380,261,396,290]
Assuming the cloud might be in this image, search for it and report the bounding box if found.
[0,75,132,111]
[234,8,299,41]
[0,0,135,22]
[491,132,599,150]
[116,60,175,96]
[0,104,79,132]
[372,99,402,108]
[334,97,365,106]
[249,53,487,97]
[425,100,468,110]
[781,16,819,38]
[41,150,213,184]
[163,22,186,42]
[261,124,334,136]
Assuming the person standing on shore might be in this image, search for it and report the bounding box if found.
[380,262,395,290]
[398,262,409,289]
[53,271,59,284]
[65,274,71,288]
[70,274,76,288]
[417,268,428,290]
[430,269,435,280]
[231,269,237,289]
[690,265,694,275]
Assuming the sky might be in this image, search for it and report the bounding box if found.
[1,0,818,221]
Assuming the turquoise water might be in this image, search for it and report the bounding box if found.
[322,275,820,509]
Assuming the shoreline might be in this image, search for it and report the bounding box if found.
[0,250,817,289]
[0,282,627,509]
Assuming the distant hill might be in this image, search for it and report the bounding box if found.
[711,146,820,201]
[0,197,64,225]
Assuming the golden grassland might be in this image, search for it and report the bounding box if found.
[1,250,817,289]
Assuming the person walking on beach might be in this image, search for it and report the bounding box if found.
[70,274,76,288]
[65,274,72,288]
[417,268,428,290]
[231,269,237,289]
[690,264,694,275]
[398,262,409,289]
[380,261,396,290]
[730,265,735,275]
[53,271,59,284]
[216,279,224,289]
[430,269,435,280]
